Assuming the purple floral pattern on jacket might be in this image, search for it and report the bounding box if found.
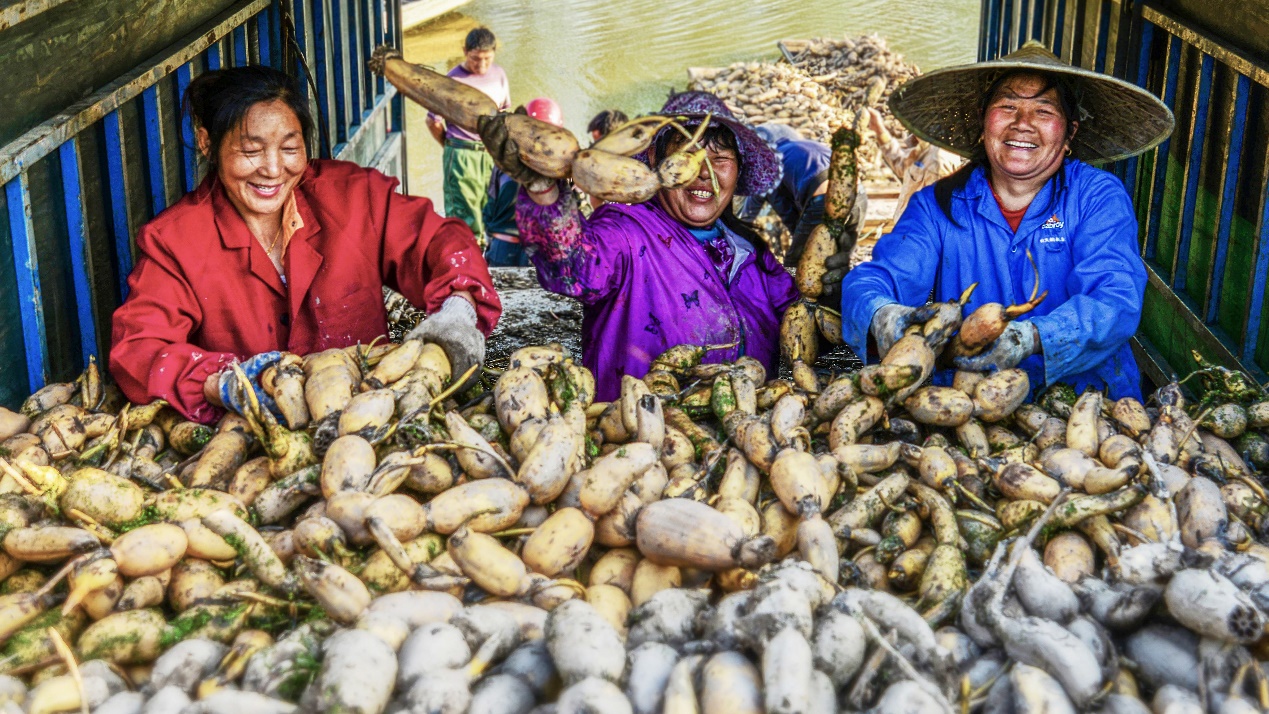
[517,186,801,401]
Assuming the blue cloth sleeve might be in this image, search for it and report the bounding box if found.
[1028,174,1146,386]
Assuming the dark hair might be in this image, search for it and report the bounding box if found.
[464,27,497,52]
[183,66,314,167]
[932,69,1081,224]
[652,123,740,167]
[587,109,629,137]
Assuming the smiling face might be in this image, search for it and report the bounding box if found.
[655,133,741,228]
[981,73,1076,186]
[199,99,308,226]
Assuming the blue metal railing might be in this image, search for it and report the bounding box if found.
[0,0,404,404]
[981,0,1126,71]
[979,0,1269,386]
[1132,7,1269,382]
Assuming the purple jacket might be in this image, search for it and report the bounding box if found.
[516,189,801,401]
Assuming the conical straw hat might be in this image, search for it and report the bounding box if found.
[888,41,1174,163]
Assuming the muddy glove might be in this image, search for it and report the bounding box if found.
[870,304,924,359]
[952,320,1039,372]
[817,194,866,308]
[818,251,851,313]
[784,193,826,268]
[217,351,283,416]
[406,295,485,392]
[478,113,555,193]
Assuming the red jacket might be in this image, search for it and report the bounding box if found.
[110,160,501,423]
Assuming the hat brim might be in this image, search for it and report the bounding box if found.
[647,112,783,196]
[888,52,1175,164]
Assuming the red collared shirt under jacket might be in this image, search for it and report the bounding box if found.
[110,159,501,423]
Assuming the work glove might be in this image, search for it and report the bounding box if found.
[406,295,486,392]
[952,320,1039,372]
[870,304,922,360]
[478,113,555,193]
[217,351,283,417]
[784,193,827,268]
[817,193,866,309]
[818,251,850,313]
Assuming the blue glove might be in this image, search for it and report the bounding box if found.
[952,321,1039,372]
[218,351,283,416]
[870,303,923,359]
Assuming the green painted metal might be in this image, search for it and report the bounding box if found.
[0,0,76,32]
[0,0,240,150]
[0,0,271,186]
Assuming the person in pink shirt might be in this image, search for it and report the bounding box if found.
[425,27,510,243]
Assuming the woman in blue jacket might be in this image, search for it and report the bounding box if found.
[840,41,1173,399]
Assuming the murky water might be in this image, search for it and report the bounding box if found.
[401,0,980,201]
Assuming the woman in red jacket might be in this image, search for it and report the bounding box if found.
[110,66,500,423]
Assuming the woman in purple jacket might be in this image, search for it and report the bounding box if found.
[483,91,800,400]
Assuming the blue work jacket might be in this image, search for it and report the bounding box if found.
[741,138,831,228]
[839,159,1146,400]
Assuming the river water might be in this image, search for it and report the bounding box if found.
[401,0,980,203]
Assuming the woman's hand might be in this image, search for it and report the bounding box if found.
[406,294,485,392]
[870,304,922,359]
[952,320,1039,372]
[867,108,892,144]
[209,351,283,415]
[426,116,447,146]
[818,251,850,312]
[478,114,555,195]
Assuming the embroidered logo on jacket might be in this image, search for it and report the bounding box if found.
[1041,214,1064,230]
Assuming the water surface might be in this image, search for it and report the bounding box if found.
[402,0,980,204]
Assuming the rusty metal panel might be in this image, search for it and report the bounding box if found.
[1156,0,1269,66]
[0,0,239,148]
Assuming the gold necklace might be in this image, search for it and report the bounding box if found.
[259,224,283,254]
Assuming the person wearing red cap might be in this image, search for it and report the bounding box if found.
[525,97,563,127]
[483,98,563,267]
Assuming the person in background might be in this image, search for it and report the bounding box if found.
[866,107,962,229]
[480,91,799,400]
[740,123,856,268]
[587,109,629,143]
[484,98,563,267]
[425,27,511,242]
[111,66,499,424]
[839,42,1173,399]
